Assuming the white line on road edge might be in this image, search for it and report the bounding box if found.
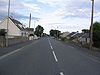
[52,51,58,62]
[0,49,21,60]
[0,41,38,60]
[60,72,64,75]
[48,38,53,50]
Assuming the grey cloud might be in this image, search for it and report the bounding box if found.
[61,0,100,19]
[0,0,40,21]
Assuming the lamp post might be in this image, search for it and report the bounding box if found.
[90,0,94,50]
[6,0,10,46]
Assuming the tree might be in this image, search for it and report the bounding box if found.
[82,29,90,33]
[93,22,100,47]
[0,29,6,36]
[49,29,61,38]
[34,25,44,37]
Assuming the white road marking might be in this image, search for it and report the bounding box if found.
[60,72,64,75]
[0,41,38,60]
[50,46,53,50]
[0,49,21,60]
[48,38,53,50]
[52,51,58,62]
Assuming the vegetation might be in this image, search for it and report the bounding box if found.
[34,25,44,37]
[0,29,6,36]
[93,22,100,48]
[82,29,90,33]
[49,29,61,38]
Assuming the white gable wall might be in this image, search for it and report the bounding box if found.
[0,18,22,37]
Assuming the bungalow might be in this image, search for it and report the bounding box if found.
[67,32,78,40]
[60,32,69,38]
[72,33,84,43]
[67,32,90,45]
[0,17,26,38]
[79,33,90,45]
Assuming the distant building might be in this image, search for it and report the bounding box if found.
[79,33,90,45]
[60,32,70,38]
[67,32,78,39]
[67,31,90,45]
[25,28,34,40]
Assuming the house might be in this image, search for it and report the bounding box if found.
[0,17,26,38]
[67,32,78,39]
[25,28,34,40]
[79,33,90,45]
[67,31,90,45]
[60,32,69,38]
[25,28,34,36]
[72,33,84,43]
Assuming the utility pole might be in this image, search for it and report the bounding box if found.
[28,13,31,40]
[90,0,94,50]
[29,13,31,28]
[6,0,10,47]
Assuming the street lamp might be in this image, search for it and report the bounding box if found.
[90,0,94,50]
[6,0,10,46]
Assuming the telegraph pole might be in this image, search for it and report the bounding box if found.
[90,0,94,50]
[29,13,31,28]
[6,0,10,46]
[28,13,31,40]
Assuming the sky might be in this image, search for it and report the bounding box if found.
[0,0,100,34]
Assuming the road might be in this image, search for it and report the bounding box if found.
[0,37,100,75]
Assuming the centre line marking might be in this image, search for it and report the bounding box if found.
[48,38,53,50]
[52,51,58,62]
[60,72,64,75]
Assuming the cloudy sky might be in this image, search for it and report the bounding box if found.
[0,0,100,33]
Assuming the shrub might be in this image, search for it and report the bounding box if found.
[0,29,6,36]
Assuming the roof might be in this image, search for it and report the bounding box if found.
[25,28,34,31]
[9,17,24,30]
[67,32,77,37]
[81,33,90,38]
[73,33,84,38]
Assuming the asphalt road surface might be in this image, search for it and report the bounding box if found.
[0,37,100,75]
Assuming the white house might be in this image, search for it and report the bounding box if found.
[0,17,26,38]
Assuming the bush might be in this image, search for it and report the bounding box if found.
[0,29,6,36]
[93,22,100,48]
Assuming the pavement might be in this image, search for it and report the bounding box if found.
[0,37,100,75]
